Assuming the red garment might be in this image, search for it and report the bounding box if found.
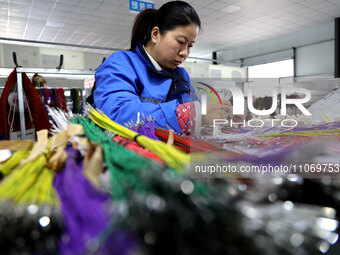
[0,68,51,139]
[58,88,68,112]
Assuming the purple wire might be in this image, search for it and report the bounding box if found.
[53,145,135,255]
[129,118,160,140]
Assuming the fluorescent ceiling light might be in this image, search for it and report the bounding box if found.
[222,5,241,13]
[46,20,64,28]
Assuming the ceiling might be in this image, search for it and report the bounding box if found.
[0,0,340,59]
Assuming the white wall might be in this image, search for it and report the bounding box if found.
[181,62,209,78]
[209,64,247,79]
[296,40,334,77]
[217,21,335,77]
[180,62,247,79]
[84,52,111,70]
[0,42,245,80]
[39,48,86,69]
[2,44,40,68]
[0,44,98,89]
[0,42,111,70]
[0,44,3,68]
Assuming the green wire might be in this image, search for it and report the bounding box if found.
[197,87,217,105]
[72,117,170,200]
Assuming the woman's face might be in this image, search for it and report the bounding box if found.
[150,24,199,70]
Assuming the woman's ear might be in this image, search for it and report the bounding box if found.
[150,26,160,44]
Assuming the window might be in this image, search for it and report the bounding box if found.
[248,59,294,78]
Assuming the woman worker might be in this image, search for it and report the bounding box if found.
[94,1,234,135]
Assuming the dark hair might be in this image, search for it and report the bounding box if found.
[130,1,201,50]
[32,73,47,87]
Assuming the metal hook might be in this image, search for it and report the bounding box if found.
[12,52,19,67]
[56,54,63,69]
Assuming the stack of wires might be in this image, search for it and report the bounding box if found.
[53,144,135,255]
[71,88,83,114]
[261,121,340,138]
[127,114,159,141]
[155,127,190,152]
[83,114,339,255]
[112,135,165,165]
[0,150,29,180]
[88,108,191,171]
[0,149,61,254]
[46,107,340,255]
[217,121,340,140]
[57,88,68,112]
[72,116,264,255]
[0,151,59,206]
[72,116,170,201]
[155,127,223,153]
[209,121,340,161]
[52,88,67,112]
[47,106,73,134]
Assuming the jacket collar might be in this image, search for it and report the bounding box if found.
[135,42,183,79]
[143,45,162,71]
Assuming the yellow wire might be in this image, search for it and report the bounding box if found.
[0,147,59,206]
[261,128,340,138]
[323,114,332,123]
[0,150,29,177]
[89,108,192,171]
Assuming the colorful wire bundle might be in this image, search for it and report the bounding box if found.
[71,88,83,114]
[0,152,59,206]
[127,115,159,140]
[261,128,340,138]
[54,144,134,255]
[155,127,223,153]
[0,144,62,252]
[88,108,191,171]
[71,116,262,255]
[36,87,68,112]
[0,113,338,255]
[0,150,29,180]
[112,135,165,165]
[72,116,171,201]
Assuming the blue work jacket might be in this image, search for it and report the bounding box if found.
[94,42,198,133]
